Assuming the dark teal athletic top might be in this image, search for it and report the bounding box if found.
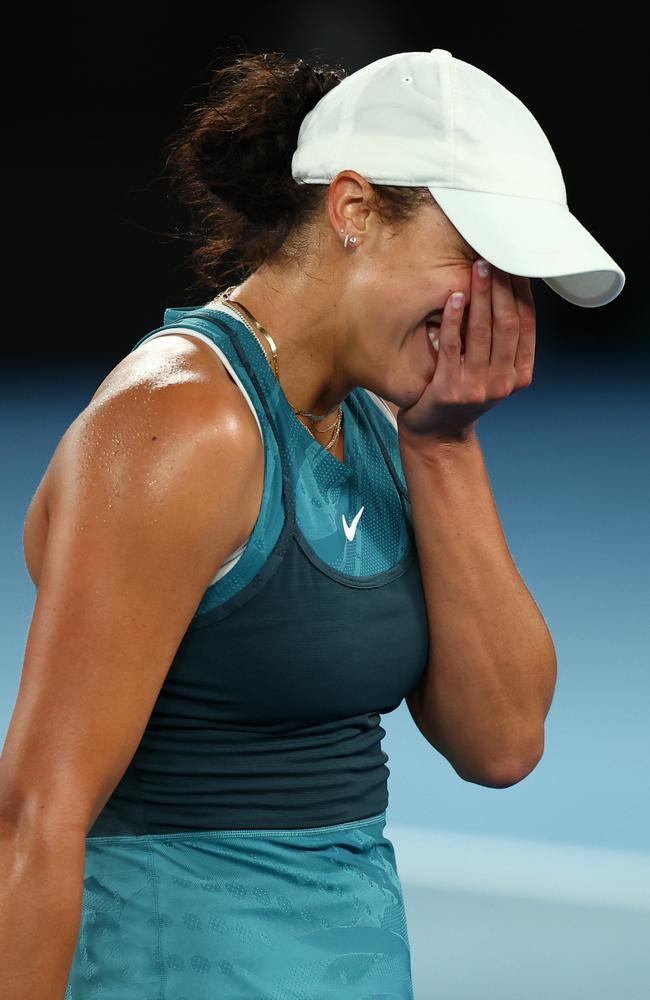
[87,301,430,836]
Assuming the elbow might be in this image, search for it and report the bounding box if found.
[478,756,542,789]
[459,737,545,789]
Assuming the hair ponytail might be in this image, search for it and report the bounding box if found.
[162,50,433,298]
[161,52,342,295]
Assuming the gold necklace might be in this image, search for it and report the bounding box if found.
[216,286,344,453]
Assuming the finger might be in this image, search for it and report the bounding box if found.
[489,267,520,374]
[511,275,537,382]
[464,258,493,375]
[436,290,466,388]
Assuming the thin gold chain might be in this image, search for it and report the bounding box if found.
[215,287,343,453]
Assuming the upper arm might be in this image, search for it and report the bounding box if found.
[0,358,262,835]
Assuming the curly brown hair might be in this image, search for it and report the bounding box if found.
[162,51,435,298]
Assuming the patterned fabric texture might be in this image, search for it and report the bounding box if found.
[64,810,414,999]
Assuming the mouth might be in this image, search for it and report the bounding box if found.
[425,320,469,354]
[425,321,440,357]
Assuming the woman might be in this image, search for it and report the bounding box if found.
[1,48,623,999]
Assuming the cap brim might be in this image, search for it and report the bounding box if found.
[428,186,625,308]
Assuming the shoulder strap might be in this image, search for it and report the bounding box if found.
[188,308,297,523]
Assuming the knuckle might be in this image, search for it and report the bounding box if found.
[441,339,461,356]
[502,315,519,336]
[472,323,492,343]
[517,343,536,363]
[493,375,516,396]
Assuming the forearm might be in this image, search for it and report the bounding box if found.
[0,818,86,999]
[399,427,557,783]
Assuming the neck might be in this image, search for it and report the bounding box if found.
[224,265,352,421]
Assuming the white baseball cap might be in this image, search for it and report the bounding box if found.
[291,48,625,308]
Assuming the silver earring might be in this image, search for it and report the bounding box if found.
[343,234,358,248]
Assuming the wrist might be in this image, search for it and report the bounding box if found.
[397,421,479,456]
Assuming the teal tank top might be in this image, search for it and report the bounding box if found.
[87,300,429,836]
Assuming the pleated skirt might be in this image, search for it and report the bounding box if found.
[64,809,414,999]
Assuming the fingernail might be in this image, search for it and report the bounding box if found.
[428,330,440,351]
[450,292,464,309]
[477,259,490,277]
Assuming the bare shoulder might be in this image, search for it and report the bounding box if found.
[47,329,266,556]
[88,330,249,413]
[23,331,263,589]
[48,331,263,512]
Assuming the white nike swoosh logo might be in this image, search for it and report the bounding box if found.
[342,506,365,542]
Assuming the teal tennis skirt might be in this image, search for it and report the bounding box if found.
[64,809,414,999]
